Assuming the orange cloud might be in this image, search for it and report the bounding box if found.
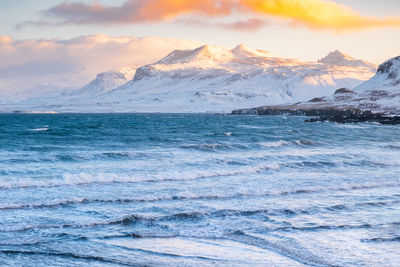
[239,0,400,31]
[36,0,400,32]
[134,0,234,21]
[176,18,267,32]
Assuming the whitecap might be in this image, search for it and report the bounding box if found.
[258,140,289,148]
[0,162,280,189]
[31,126,49,132]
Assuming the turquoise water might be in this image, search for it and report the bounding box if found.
[0,114,399,266]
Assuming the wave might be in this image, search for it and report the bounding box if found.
[181,139,318,152]
[30,125,49,132]
[290,160,337,168]
[180,143,251,151]
[5,194,399,225]
[211,131,233,136]
[0,198,87,210]
[275,181,400,197]
[100,151,145,159]
[4,196,400,233]
[229,231,332,266]
[366,159,400,167]
[294,140,319,147]
[5,151,153,163]
[386,142,400,150]
[258,140,289,148]
[22,145,65,152]
[1,179,399,213]
[31,127,49,132]
[0,209,271,232]
[334,124,368,129]
[181,143,233,151]
[0,162,280,189]
[362,236,400,243]
[236,125,266,129]
[0,250,135,266]
[258,140,318,149]
[275,223,373,233]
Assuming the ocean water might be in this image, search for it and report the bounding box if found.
[0,113,399,266]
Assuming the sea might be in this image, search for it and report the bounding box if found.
[0,113,399,266]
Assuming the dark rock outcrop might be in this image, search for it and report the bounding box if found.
[232,106,400,125]
[232,55,400,125]
[334,88,356,95]
[376,56,400,83]
[308,97,326,103]
[305,112,400,125]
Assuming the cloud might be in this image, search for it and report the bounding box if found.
[0,34,202,96]
[0,34,202,77]
[220,18,267,31]
[33,0,400,32]
[239,0,400,31]
[176,18,267,32]
[42,1,233,24]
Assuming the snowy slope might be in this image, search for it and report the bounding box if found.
[73,66,137,96]
[322,55,400,114]
[351,55,400,114]
[240,56,400,116]
[1,44,377,113]
[1,66,137,112]
[356,56,400,92]
[86,45,375,113]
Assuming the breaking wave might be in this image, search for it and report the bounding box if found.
[0,162,280,189]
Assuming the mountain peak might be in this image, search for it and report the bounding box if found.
[157,44,272,66]
[78,66,136,96]
[156,45,233,64]
[97,66,136,79]
[319,50,353,64]
[318,50,376,70]
[233,44,251,51]
[376,56,400,83]
[377,56,400,75]
[232,44,270,57]
[191,44,216,57]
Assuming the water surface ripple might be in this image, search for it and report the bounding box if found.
[0,114,399,266]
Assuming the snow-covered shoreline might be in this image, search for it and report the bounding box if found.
[232,56,400,124]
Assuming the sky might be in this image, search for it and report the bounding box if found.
[0,0,400,95]
[1,0,399,64]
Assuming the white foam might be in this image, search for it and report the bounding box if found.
[258,140,289,148]
[94,237,304,266]
[31,127,49,132]
[0,162,280,189]
[334,124,367,129]
[0,197,86,210]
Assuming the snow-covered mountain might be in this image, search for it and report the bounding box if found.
[73,66,137,96]
[318,50,376,70]
[313,55,400,114]
[82,45,376,112]
[356,56,400,93]
[233,56,400,117]
[1,66,137,110]
[1,44,377,113]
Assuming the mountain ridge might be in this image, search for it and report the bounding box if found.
[0,44,379,113]
[232,55,400,122]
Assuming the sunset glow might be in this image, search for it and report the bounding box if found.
[39,0,400,32]
[1,2,400,265]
